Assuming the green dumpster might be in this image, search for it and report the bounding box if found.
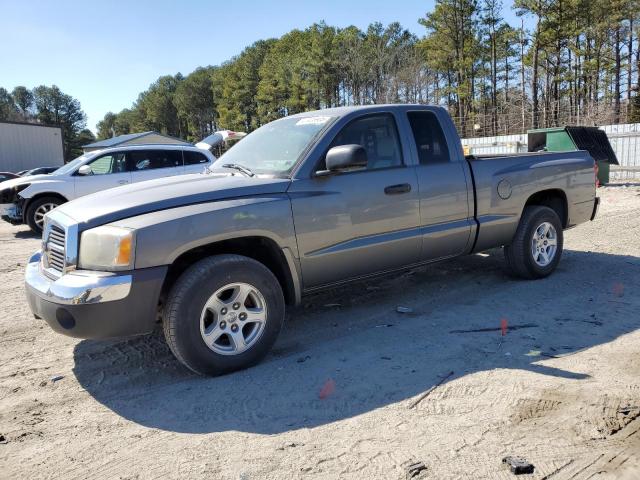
[527,126,619,185]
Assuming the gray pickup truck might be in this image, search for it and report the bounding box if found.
[24,105,599,375]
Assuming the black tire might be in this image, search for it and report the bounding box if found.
[504,206,564,279]
[25,196,63,234]
[163,254,285,376]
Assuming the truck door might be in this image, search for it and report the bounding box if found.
[406,110,473,260]
[289,113,421,288]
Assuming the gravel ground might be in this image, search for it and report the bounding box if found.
[1,183,639,479]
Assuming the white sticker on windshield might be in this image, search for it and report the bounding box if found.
[296,116,331,126]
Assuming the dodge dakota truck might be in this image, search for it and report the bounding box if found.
[24,105,599,376]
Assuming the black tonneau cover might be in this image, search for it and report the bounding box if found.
[565,127,618,165]
[528,126,619,165]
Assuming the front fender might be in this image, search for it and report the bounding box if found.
[109,194,299,267]
[19,180,73,201]
[110,195,303,304]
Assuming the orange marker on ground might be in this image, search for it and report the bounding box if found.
[319,379,336,399]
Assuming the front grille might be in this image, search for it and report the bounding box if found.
[45,223,66,274]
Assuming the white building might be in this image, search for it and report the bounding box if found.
[82,131,191,153]
[0,121,64,173]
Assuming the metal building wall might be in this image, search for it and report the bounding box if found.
[461,123,640,181]
[0,122,65,173]
[461,133,528,155]
[599,124,640,180]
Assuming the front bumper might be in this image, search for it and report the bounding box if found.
[25,251,167,339]
[0,202,22,224]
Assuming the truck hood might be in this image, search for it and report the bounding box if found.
[55,172,291,229]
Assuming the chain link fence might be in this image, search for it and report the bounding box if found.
[461,121,640,182]
[449,102,634,139]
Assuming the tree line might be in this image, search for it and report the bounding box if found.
[0,85,94,160]
[3,0,640,149]
[97,0,640,141]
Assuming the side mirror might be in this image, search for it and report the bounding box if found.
[320,144,367,175]
[77,165,93,176]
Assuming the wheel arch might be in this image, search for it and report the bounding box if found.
[160,236,301,307]
[522,189,568,228]
[22,192,69,222]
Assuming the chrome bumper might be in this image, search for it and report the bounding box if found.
[0,202,20,223]
[25,251,132,305]
[0,203,16,216]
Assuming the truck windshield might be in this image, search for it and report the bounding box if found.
[212,115,335,176]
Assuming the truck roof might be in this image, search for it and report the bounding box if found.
[287,104,447,118]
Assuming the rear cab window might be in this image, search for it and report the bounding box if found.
[407,111,451,164]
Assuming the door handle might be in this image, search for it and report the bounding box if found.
[384,183,411,195]
[118,180,129,185]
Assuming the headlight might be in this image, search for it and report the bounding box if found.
[78,226,135,271]
[0,184,29,203]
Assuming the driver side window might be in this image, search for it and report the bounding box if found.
[326,114,403,170]
[87,153,127,175]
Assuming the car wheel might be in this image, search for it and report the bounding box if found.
[26,196,63,234]
[504,205,564,279]
[163,254,285,376]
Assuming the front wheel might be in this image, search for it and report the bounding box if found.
[504,206,564,279]
[26,196,63,234]
[163,254,285,376]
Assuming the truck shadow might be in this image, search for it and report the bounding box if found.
[73,248,639,434]
[13,229,39,239]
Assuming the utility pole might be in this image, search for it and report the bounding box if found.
[520,18,526,131]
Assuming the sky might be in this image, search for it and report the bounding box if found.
[0,0,523,133]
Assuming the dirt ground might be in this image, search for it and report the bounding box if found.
[1,183,639,480]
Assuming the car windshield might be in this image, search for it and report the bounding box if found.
[52,153,95,175]
[212,115,335,175]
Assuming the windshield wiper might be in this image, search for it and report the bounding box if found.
[222,163,255,177]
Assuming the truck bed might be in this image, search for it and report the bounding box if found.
[465,150,596,252]
[465,150,587,161]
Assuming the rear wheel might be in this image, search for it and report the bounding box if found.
[25,196,63,234]
[504,206,563,279]
[163,254,285,376]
